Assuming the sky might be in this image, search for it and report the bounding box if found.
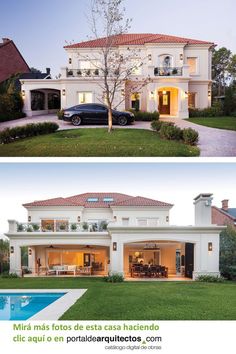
[1,162,236,237]
[0,0,235,76]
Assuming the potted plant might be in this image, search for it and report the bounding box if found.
[17,224,24,232]
[26,226,33,232]
[67,70,73,76]
[94,69,99,76]
[59,223,66,231]
[172,68,178,75]
[82,222,88,231]
[32,224,40,231]
[77,69,82,76]
[100,221,108,231]
[86,69,91,76]
[46,224,53,231]
[70,223,77,231]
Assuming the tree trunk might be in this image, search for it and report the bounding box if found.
[108,107,113,133]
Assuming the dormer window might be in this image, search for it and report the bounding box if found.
[103,197,114,202]
[87,197,99,202]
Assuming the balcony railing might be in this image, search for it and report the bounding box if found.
[66,68,100,78]
[16,221,108,233]
[154,67,183,77]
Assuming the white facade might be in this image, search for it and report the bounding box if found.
[20,34,214,118]
[5,193,224,280]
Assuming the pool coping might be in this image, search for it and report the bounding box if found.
[0,289,87,320]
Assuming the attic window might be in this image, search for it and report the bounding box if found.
[103,197,114,202]
[87,198,99,202]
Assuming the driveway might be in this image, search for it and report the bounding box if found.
[160,117,236,157]
[1,114,236,157]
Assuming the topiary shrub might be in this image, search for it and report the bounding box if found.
[0,122,59,144]
[182,128,199,145]
[104,272,124,283]
[196,275,225,283]
[151,120,162,132]
[0,272,19,278]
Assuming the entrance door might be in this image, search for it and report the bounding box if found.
[159,91,170,115]
[83,253,91,266]
[185,243,194,278]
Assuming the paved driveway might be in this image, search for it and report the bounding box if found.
[160,117,236,157]
[1,114,236,157]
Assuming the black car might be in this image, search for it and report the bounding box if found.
[62,103,134,126]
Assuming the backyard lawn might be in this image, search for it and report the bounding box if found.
[0,128,199,157]
[0,277,235,320]
[188,117,236,131]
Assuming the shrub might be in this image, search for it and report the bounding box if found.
[57,109,64,120]
[32,224,40,231]
[151,120,162,132]
[189,102,224,118]
[0,122,59,144]
[182,128,199,145]
[220,226,236,279]
[0,272,19,278]
[129,110,160,121]
[104,272,124,283]
[160,123,183,141]
[70,223,77,231]
[0,91,25,122]
[196,275,225,283]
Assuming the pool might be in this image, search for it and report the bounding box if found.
[0,292,66,320]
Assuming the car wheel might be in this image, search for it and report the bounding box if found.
[118,116,128,126]
[71,115,82,126]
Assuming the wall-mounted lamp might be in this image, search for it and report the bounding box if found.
[10,246,14,254]
[185,91,189,99]
[69,58,72,64]
[166,216,169,222]
[180,54,183,61]
[62,89,66,96]
[22,90,25,97]
[121,89,125,97]
[114,216,117,221]
[150,91,155,99]
[208,90,211,97]
[77,216,81,222]
[113,242,117,251]
[28,248,32,256]
[208,242,213,252]
[28,216,31,222]
[148,54,152,61]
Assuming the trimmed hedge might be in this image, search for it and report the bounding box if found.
[104,273,124,283]
[151,120,199,146]
[196,275,225,283]
[0,122,59,144]
[189,102,224,118]
[129,110,160,121]
[0,112,26,122]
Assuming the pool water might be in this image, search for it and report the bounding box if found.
[0,293,66,320]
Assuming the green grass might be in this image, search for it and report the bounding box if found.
[0,128,199,157]
[0,277,235,320]
[188,117,236,131]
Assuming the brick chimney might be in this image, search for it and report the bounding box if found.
[221,199,229,212]
[2,38,10,44]
[46,68,50,75]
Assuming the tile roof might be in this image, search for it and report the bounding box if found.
[23,193,173,208]
[64,33,214,49]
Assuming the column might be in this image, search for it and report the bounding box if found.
[10,243,22,276]
[110,238,124,275]
[28,246,36,274]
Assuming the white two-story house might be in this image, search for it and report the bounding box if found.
[21,33,215,119]
[6,193,223,280]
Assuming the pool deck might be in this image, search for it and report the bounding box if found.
[0,289,87,320]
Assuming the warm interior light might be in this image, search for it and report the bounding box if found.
[134,252,140,258]
[162,90,167,95]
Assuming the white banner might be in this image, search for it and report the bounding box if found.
[0,321,235,353]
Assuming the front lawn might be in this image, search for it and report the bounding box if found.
[188,117,236,131]
[0,128,199,157]
[0,277,235,320]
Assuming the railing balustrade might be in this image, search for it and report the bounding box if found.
[16,221,108,233]
[154,67,183,76]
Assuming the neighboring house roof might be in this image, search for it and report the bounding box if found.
[0,38,30,83]
[23,193,173,209]
[64,33,214,49]
[212,206,236,222]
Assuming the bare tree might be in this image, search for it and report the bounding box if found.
[85,0,150,132]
